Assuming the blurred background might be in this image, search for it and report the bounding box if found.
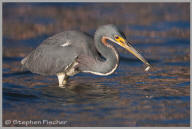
[3,3,190,127]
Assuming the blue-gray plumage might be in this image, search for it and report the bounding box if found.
[21,24,151,87]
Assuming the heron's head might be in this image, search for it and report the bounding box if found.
[96,24,151,71]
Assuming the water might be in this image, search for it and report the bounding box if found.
[2,3,190,127]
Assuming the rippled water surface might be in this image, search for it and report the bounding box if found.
[3,3,190,127]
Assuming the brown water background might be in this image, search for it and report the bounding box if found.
[2,3,190,127]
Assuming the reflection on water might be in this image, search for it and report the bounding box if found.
[3,3,190,127]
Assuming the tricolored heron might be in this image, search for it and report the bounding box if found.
[21,24,151,88]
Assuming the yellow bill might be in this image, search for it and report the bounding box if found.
[114,35,151,71]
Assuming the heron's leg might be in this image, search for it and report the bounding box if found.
[66,61,79,76]
[57,73,68,88]
[62,75,69,85]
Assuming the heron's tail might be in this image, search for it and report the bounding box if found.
[21,57,27,65]
[20,57,28,72]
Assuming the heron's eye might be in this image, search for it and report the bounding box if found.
[114,35,126,45]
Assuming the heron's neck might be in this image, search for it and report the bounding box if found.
[92,35,119,75]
